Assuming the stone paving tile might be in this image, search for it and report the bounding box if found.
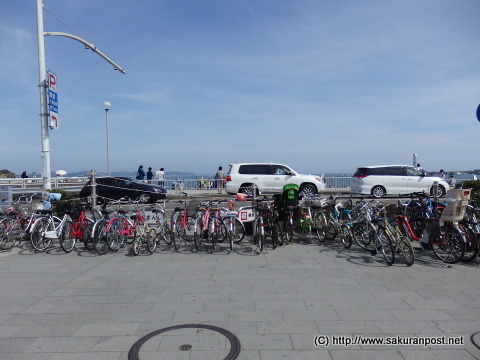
[24,336,100,353]
[49,353,123,360]
[238,333,293,350]
[259,349,332,359]
[1,354,53,360]
[258,320,318,334]
[0,337,38,354]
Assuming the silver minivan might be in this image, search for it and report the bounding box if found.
[350,165,450,198]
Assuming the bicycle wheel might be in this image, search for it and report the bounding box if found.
[107,219,127,252]
[254,217,264,252]
[0,218,17,250]
[82,221,94,251]
[398,236,415,266]
[193,217,205,251]
[59,220,76,253]
[353,221,376,251]
[210,218,220,250]
[324,220,338,241]
[283,218,294,244]
[216,218,227,243]
[233,218,245,244]
[93,219,109,255]
[275,219,284,246]
[315,212,327,243]
[147,228,157,254]
[459,223,478,263]
[271,222,279,249]
[339,224,353,249]
[430,223,465,264]
[130,236,141,256]
[376,226,394,265]
[30,217,53,252]
[160,222,173,245]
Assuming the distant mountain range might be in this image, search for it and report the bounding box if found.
[55,170,214,179]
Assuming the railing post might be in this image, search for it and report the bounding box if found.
[90,170,97,206]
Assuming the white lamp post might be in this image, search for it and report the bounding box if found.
[103,101,112,176]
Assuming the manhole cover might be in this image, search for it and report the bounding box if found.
[128,324,241,360]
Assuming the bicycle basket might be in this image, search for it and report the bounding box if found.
[385,204,404,218]
[186,200,202,217]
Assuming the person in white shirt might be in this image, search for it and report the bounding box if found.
[155,168,166,186]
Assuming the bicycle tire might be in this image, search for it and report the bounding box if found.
[339,224,353,249]
[353,221,376,251]
[193,217,204,251]
[93,219,109,255]
[254,217,264,252]
[377,226,394,265]
[324,220,338,241]
[160,222,173,245]
[131,237,141,256]
[315,212,327,243]
[276,219,284,246]
[459,222,478,263]
[233,218,245,244]
[59,220,76,253]
[430,223,465,264]
[30,217,53,252]
[82,221,95,251]
[0,218,17,250]
[147,229,157,254]
[283,218,294,244]
[398,236,415,266]
[271,222,278,249]
[107,219,126,252]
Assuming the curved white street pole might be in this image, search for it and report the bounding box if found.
[36,0,51,190]
[36,0,126,191]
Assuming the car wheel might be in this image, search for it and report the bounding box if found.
[138,193,152,203]
[371,186,386,198]
[431,185,445,197]
[240,184,256,197]
[299,184,316,197]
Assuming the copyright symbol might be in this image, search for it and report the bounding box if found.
[315,335,329,347]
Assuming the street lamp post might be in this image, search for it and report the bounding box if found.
[36,0,125,191]
[103,101,112,176]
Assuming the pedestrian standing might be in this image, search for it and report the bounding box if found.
[155,168,166,186]
[146,167,154,184]
[21,171,28,179]
[215,166,225,194]
[136,165,145,181]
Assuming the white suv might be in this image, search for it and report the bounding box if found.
[225,163,326,197]
[350,165,450,198]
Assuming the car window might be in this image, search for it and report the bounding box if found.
[406,168,423,176]
[384,167,405,176]
[239,165,255,174]
[238,164,274,175]
[354,167,385,176]
[274,166,291,175]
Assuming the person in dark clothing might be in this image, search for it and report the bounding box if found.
[136,165,146,181]
[146,167,154,184]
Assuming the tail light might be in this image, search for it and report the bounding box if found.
[225,175,232,182]
[354,175,369,178]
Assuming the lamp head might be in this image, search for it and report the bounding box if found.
[103,101,111,111]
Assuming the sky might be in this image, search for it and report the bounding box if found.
[1,0,480,177]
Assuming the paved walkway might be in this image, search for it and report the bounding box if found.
[0,233,479,359]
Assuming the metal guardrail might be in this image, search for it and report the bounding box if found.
[0,176,353,193]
